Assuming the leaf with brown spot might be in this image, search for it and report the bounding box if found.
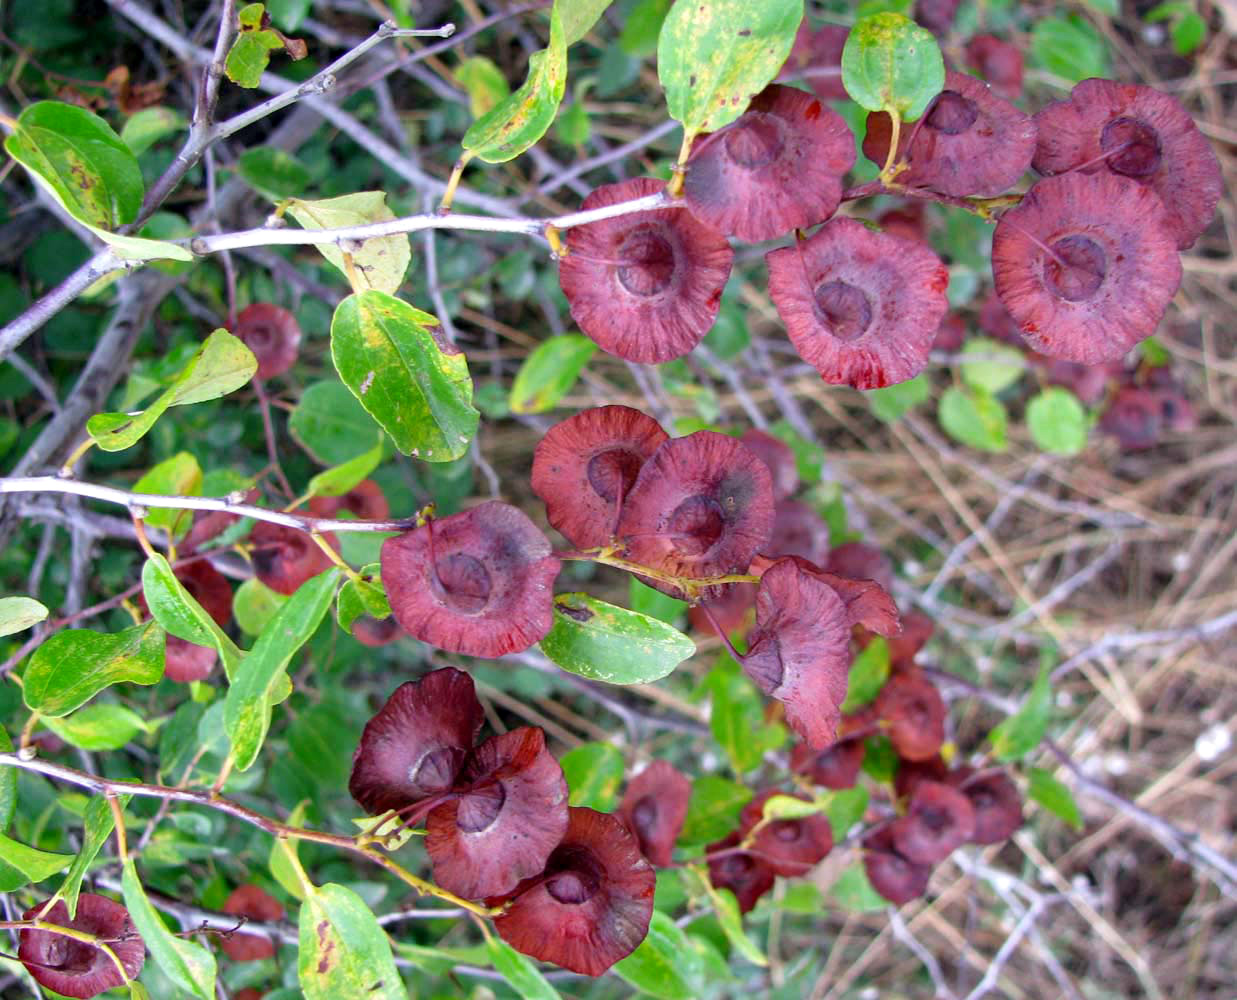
[299,883,408,1000]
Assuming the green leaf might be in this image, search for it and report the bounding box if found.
[678,775,752,845]
[299,883,409,1000]
[226,4,286,88]
[841,637,890,712]
[841,12,944,120]
[861,733,897,783]
[120,106,186,156]
[1026,387,1088,456]
[767,420,824,484]
[1172,12,1206,55]
[703,655,784,775]
[830,862,886,912]
[456,56,511,118]
[0,727,14,833]
[0,596,49,637]
[555,94,591,147]
[959,336,1024,394]
[868,372,931,423]
[225,569,339,771]
[237,147,312,200]
[1030,15,1110,83]
[331,290,479,461]
[938,385,1008,453]
[509,334,596,414]
[658,0,802,138]
[23,621,164,717]
[702,884,766,966]
[540,592,696,685]
[463,9,567,162]
[613,910,700,999]
[4,100,143,230]
[133,451,202,538]
[336,564,390,635]
[43,704,149,751]
[138,212,195,274]
[559,741,625,811]
[988,661,1052,762]
[1027,766,1083,831]
[286,192,412,295]
[233,577,288,635]
[628,577,687,625]
[58,795,119,917]
[622,0,672,55]
[142,554,244,678]
[123,857,217,1000]
[487,936,562,1000]
[0,834,72,890]
[1081,0,1119,16]
[821,785,869,841]
[759,794,823,821]
[87,329,257,451]
[289,380,386,465]
[557,0,614,45]
[304,439,384,501]
[270,801,310,901]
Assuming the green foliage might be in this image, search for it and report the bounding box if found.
[939,385,1009,453]
[286,192,412,294]
[509,333,596,413]
[0,834,73,890]
[678,775,752,845]
[1031,15,1111,82]
[1027,387,1089,455]
[142,553,244,675]
[226,4,290,88]
[120,107,186,156]
[658,0,803,140]
[614,910,703,998]
[559,741,625,810]
[238,147,313,200]
[702,654,786,775]
[1027,766,1084,830]
[43,703,151,750]
[23,621,165,717]
[487,936,563,999]
[842,12,945,120]
[540,592,696,684]
[298,882,409,1000]
[331,291,479,461]
[0,596,48,636]
[841,636,891,712]
[629,577,688,625]
[959,337,1025,395]
[988,662,1053,762]
[830,863,887,911]
[289,380,386,465]
[456,56,511,118]
[869,372,931,423]
[124,856,218,999]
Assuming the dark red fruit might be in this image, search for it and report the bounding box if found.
[876,669,947,762]
[889,780,976,863]
[785,22,849,101]
[740,429,798,502]
[308,479,390,521]
[19,895,145,999]
[966,34,1024,100]
[350,615,404,647]
[233,303,301,380]
[739,790,833,877]
[559,177,733,363]
[380,501,561,657]
[616,759,691,868]
[706,832,777,913]
[863,825,931,905]
[766,218,950,389]
[951,767,1024,844]
[248,521,338,596]
[220,884,284,962]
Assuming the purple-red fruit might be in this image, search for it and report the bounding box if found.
[233,303,301,380]
[616,759,691,868]
[19,895,145,999]
[220,885,284,962]
[248,521,338,596]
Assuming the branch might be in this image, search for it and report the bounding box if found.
[0,476,420,534]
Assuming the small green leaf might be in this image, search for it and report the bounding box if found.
[142,553,244,678]
[841,637,890,712]
[841,12,944,120]
[133,451,202,539]
[304,439,384,501]
[87,329,257,451]
[43,704,148,751]
[336,564,390,635]
[621,0,672,56]
[456,56,511,118]
[830,862,886,912]
[703,884,766,966]
[226,5,285,88]
[237,147,312,200]
[939,385,1008,453]
[628,577,687,625]
[820,785,869,841]
[658,0,803,138]
[861,733,897,783]
[678,775,752,846]
[120,106,186,156]
[225,569,339,771]
[509,334,596,414]
[289,380,386,466]
[23,621,165,717]
[58,795,119,917]
[0,727,14,833]
[331,291,479,462]
[299,883,409,1000]
[555,96,591,147]
[123,857,218,1000]
[540,593,696,685]
[0,596,48,637]
[703,655,784,775]
[1027,766,1083,831]
[1026,387,1088,456]
[233,577,288,635]
[463,10,567,162]
[4,100,143,230]
[959,336,1024,394]
[613,910,700,999]
[1171,11,1206,55]
[1030,15,1110,83]
[559,742,625,810]
[988,662,1052,762]
[557,0,614,45]
[868,372,931,423]
[487,936,562,1000]
[0,834,73,890]
[286,192,411,295]
[759,794,823,821]
[270,801,310,901]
